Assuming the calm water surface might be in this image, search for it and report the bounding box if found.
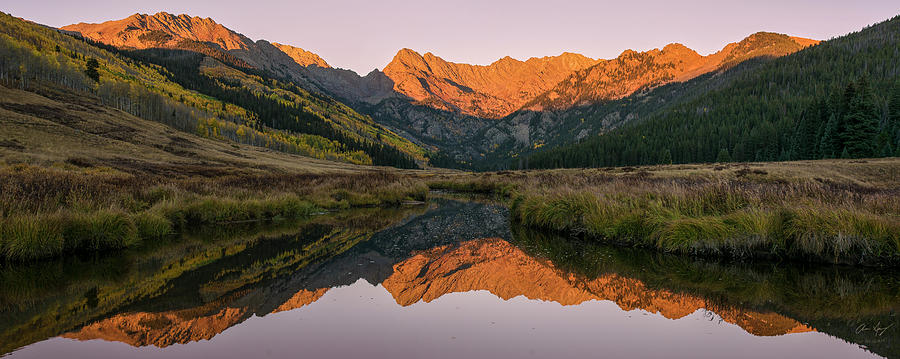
[1,198,897,358]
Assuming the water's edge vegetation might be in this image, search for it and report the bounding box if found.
[2,159,898,266]
[0,165,427,261]
[427,160,900,266]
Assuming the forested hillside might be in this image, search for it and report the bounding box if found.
[122,48,422,167]
[524,16,900,169]
[0,12,422,168]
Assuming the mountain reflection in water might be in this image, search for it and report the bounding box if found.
[1,199,896,359]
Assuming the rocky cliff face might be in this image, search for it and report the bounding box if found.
[381,50,600,118]
[62,12,248,50]
[380,33,816,118]
[60,12,401,105]
[523,33,818,111]
[271,42,330,68]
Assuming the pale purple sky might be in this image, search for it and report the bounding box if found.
[5,1,898,74]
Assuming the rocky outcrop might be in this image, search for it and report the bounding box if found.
[272,42,330,68]
[62,12,248,50]
[61,12,327,81]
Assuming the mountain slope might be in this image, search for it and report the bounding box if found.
[61,12,318,78]
[271,42,330,68]
[57,12,828,167]
[0,85,369,175]
[377,33,815,120]
[382,50,600,118]
[351,33,818,165]
[522,16,900,169]
[2,11,423,167]
[59,12,387,104]
[524,33,817,111]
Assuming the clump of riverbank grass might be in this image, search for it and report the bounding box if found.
[157,195,319,227]
[0,215,66,260]
[1,210,139,261]
[322,181,428,208]
[133,211,172,239]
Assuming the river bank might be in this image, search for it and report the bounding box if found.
[3,158,898,265]
[0,164,427,261]
[427,158,900,266]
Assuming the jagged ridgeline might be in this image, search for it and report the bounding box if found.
[0,12,423,168]
[523,16,900,169]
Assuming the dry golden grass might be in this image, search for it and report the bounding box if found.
[430,158,900,191]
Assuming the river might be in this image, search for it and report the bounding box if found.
[1,198,897,358]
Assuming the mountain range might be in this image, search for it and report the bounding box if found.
[55,12,828,165]
[61,12,817,119]
[4,10,897,169]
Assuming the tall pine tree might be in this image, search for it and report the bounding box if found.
[819,113,841,158]
[888,83,900,156]
[842,78,879,158]
[790,101,824,160]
